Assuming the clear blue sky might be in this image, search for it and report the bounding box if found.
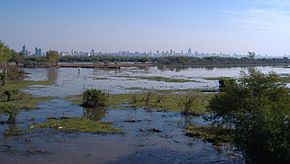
[1,0,290,56]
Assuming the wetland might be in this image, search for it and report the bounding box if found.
[1,65,290,163]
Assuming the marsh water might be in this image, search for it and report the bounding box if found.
[1,66,290,163]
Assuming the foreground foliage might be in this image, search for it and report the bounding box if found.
[34,118,121,133]
[208,68,290,163]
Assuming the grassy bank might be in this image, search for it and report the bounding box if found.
[0,80,53,115]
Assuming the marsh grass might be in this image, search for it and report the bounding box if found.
[144,91,153,106]
[66,91,213,114]
[155,94,164,103]
[34,118,122,133]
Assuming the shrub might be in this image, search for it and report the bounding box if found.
[208,68,290,163]
[82,89,108,107]
[144,91,153,106]
[179,94,198,115]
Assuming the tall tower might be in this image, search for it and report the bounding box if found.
[35,47,38,55]
[22,45,26,55]
[188,47,192,56]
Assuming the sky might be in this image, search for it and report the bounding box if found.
[1,0,290,56]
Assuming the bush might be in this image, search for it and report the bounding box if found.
[82,89,108,107]
[208,68,290,163]
[179,94,198,115]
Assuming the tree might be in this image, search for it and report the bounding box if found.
[46,50,60,66]
[11,52,24,66]
[208,68,290,163]
[0,41,14,86]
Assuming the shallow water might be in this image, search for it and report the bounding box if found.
[0,100,242,164]
[3,66,287,163]
[23,66,290,97]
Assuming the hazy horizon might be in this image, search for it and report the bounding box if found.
[1,0,290,56]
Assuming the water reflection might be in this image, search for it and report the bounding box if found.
[83,107,106,121]
[47,67,58,83]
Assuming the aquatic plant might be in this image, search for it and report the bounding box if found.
[82,89,108,107]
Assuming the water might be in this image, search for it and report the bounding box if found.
[4,66,287,163]
[23,66,290,97]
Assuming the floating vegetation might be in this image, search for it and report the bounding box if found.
[33,118,122,134]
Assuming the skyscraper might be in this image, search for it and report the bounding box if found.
[34,47,42,56]
[35,47,38,55]
[188,47,192,56]
[22,45,27,55]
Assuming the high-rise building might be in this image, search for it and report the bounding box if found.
[188,47,192,55]
[22,45,27,55]
[34,47,42,56]
[38,48,42,56]
[35,47,38,55]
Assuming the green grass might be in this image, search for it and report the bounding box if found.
[0,96,50,114]
[0,80,53,91]
[0,80,53,114]
[118,75,198,83]
[33,118,122,133]
[185,124,233,144]
[66,91,214,114]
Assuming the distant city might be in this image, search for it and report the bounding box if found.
[20,45,287,59]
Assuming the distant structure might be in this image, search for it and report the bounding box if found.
[34,47,42,56]
[188,47,192,56]
[22,45,27,55]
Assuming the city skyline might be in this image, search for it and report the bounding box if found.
[1,0,290,56]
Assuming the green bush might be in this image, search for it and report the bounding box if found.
[208,68,290,163]
[82,89,108,107]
